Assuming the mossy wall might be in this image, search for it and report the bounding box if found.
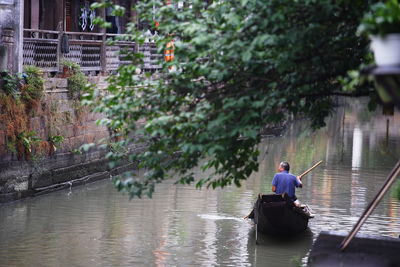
[0,76,119,203]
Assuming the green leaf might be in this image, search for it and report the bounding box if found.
[85,0,375,199]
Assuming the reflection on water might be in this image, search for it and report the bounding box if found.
[0,98,399,267]
[247,228,314,267]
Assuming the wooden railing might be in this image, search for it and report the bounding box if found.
[23,29,162,73]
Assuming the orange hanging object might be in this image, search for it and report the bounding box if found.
[164,40,175,62]
[163,1,174,64]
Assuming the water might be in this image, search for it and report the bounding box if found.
[0,98,399,267]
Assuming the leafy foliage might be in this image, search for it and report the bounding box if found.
[21,66,44,109]
[0,66,61,160]
[15,130,42,160]
[48,135,65,147]
[358,0,400,36]
[87,0,376,198]
[17,131,41,153]
[68,72,87,100]
[60,59,82,72]
[48,135,65,155]
[0,93,30,158]
[1,66,44,103]
[61,60,88,100]
[0,71,21,98]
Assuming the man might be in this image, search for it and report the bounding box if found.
[245,161,302,219]
[272,161,302,204]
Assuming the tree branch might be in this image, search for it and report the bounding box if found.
[300,90,374,98]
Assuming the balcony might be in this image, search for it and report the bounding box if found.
[22,29,162,74]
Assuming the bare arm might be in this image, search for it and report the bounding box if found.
[272,185,276,192]
[297,176,303,188]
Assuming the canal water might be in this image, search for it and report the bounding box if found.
[0,98,399,267]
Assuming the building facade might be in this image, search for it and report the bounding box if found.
[0,0,161,74]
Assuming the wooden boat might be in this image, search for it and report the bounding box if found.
[248,193,313,236]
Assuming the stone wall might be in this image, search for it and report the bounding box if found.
[0,76,137,203]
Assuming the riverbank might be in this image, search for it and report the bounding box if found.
[0,74,289,203]
[0,76,120,203]
[0,146,146,203]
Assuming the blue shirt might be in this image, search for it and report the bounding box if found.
[272,170,301,199]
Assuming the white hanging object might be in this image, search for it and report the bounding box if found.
[144,29,152,42]
[80,6,88,31]
[370,34,400,66]
[89,9,96,31]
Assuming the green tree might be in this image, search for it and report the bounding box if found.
[87,0,376,198]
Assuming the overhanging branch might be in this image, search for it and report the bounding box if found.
[300,90,374,98]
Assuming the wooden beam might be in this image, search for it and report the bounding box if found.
[31,0,39,29]
[98,1,107,74]
[54,0,65,31]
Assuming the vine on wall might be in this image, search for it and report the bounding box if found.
[0,67,63,160]
[61,59,91,126]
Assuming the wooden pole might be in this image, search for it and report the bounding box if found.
[62,0,66,32]
[57,30,62,72]
[298,160,323,179]
[56,0,65,72]
[340,159,400,251]
[98,2,107,74]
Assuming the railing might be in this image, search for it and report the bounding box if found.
[23,29,163,73]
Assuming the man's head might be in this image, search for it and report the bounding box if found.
[279,161,290,172]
